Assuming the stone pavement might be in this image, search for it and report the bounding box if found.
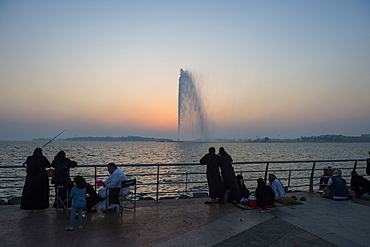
[0,192,369,247]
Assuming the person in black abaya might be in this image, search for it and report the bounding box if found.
[51,151,77,181]
[21,148,50,211]
[200,147,226,203]
[350,170,370,197]
[51,151,77,208]
[255,178,275,211]
[219,147,241,202]
[236,175,250,200]
[53,168,73,208]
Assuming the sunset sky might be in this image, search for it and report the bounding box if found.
[1,0,370,141]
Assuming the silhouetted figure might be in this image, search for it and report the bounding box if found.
[53,168,73,208]
[219,147,241,202]
[200,147,226,203]
[51,151,77,181]
[351,170,370,197]
[51,151,77,207]
[236,175,250,200]
[319,166,334,190]
[326,170,350,200]
[21,148,50,211]
[255,178,275,212]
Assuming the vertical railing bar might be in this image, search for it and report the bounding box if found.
[287,169,292,192]
[94,166,97,191]
[264,163,269,182]
[353,161,358,171]
[185,172,188,193]
[156,165,160,202]
[309,161,316,193]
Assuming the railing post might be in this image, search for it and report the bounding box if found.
[185,172,188,193]
[264,163,269,183]
[353,161,358,171]
[156,165,160,202]
[309,162,316,193]
[287,169,291,192]
[94,166,97,191]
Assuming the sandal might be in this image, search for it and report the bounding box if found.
[299,197,306,201]
[291,196,297,200]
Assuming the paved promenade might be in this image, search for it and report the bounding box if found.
[0,192,369,247]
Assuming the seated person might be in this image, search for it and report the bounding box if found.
[53,168,73,208]
[319,166,334,190]
[325,169,350,200]
[350,170,370,197]
[85,183,101,212]
[97,163,129,211]
[267,173,285,199]
[51,151,77,181]
[255,178,275,212]
[236,175,250,202]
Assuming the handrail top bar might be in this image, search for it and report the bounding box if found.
[1,158,366,168]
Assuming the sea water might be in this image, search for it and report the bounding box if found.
[0,141,369,200]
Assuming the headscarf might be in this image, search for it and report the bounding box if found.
[33,148,43,157]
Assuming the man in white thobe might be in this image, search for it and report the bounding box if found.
[267,173,286,199]
[97,163,129,210]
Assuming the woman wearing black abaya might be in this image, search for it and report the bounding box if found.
[219,147,241,202]
[51,151,77,208]
[255,178,276,212]
[200,147,226,203]
[21,148,50,211]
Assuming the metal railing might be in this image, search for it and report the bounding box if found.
[0,159,367,202]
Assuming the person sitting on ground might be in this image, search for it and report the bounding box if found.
[96,163,129,211]
[267,173,286,199]
[255,178,275,213]
[350,170,370,198]
[325,169,350,200]
[236,175,250,203]
[85,183,101,213]
[319,166,334,190]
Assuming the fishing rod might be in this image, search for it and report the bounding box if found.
[41,129,67,149]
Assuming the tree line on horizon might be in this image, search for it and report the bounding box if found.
[32,134,370,142]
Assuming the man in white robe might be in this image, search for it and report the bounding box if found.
[267,173,286,199]
[97,163,129,210]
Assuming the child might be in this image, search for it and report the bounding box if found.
[65,176,87,231]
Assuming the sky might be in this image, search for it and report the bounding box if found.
[1,0,370,141]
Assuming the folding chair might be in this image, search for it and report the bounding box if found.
[121,178,137,211]
[55,184,70,218]
[105,178,137,214]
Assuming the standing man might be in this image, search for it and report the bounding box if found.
[97,163,129,211]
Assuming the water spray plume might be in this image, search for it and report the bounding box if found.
[178,69,208,141]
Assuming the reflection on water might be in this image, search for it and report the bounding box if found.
[1,141,369,166]
[0,141,369,200]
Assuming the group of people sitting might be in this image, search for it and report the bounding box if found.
[200,147,288,212]
[320,166,370,200]
[21,148,130,214]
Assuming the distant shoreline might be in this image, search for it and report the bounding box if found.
[29,134,370,143]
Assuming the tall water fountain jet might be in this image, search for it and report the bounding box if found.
[178,69,208,141]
